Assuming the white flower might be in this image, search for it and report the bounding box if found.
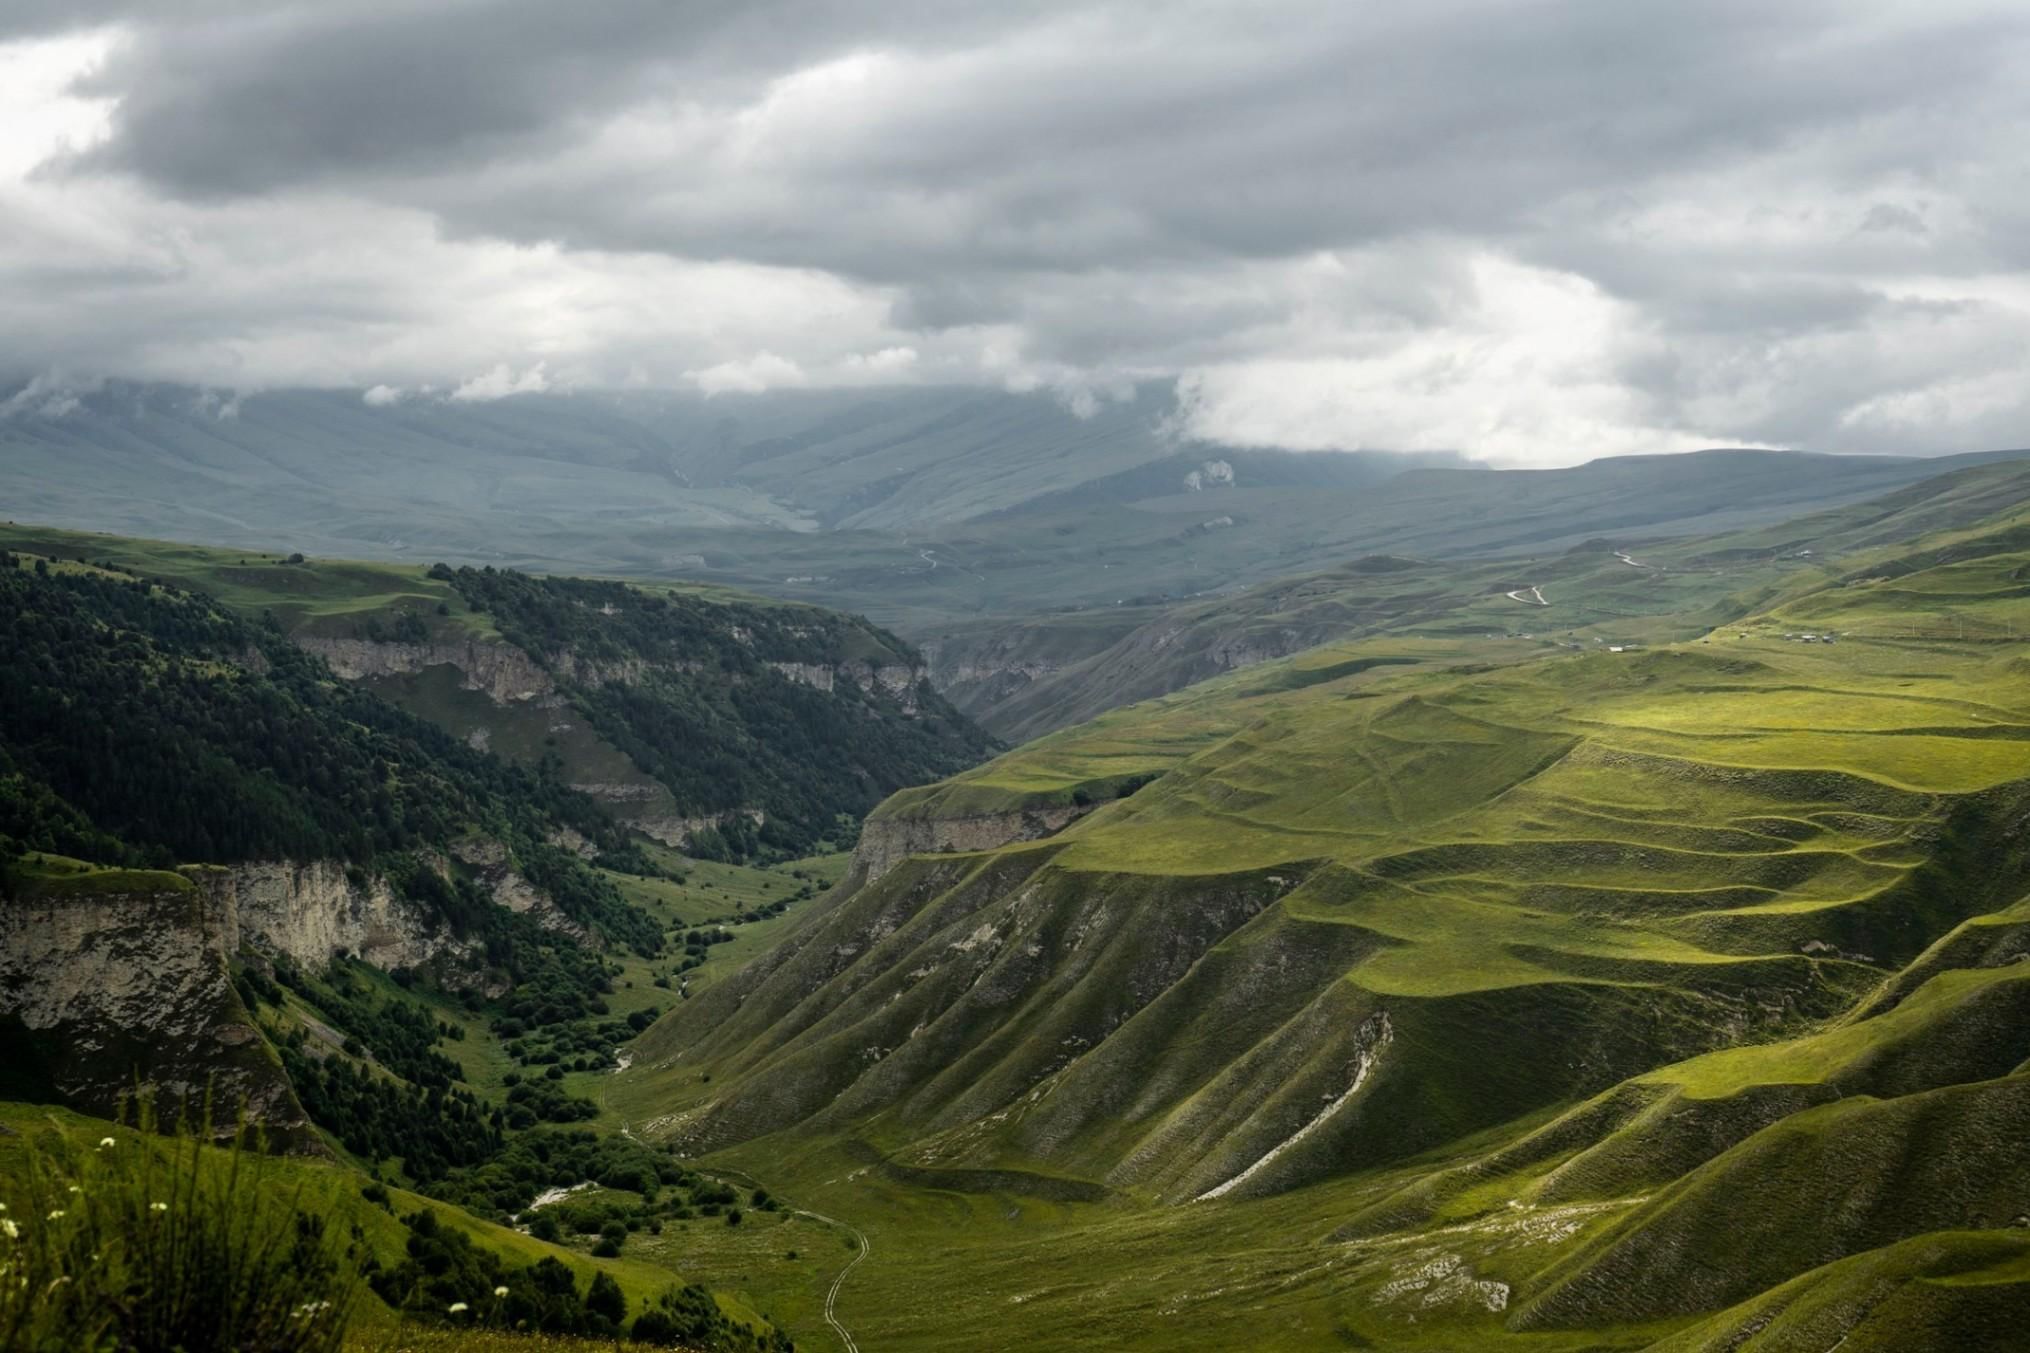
[97,1138,115,1149]
[2,1218,19,1240]
[45,1210,64,1222]
[447,1302,469,1314]
[493,1285,510,1298]
[67,1185,81,1195]
[149,1202,169,1213]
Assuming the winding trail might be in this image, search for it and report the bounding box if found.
[675,1161,873,1352]
[1504,585,1548,606]
[795,1207,870,1353]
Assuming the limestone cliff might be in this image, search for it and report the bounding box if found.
[852,804,1093,883]
[296,635,557,703]
[194,860,461,972]
[450,838,593,947]
[0,870,314,1143]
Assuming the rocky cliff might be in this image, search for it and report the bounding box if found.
[0,870,314,1142]
[297,635,558,703]
[190,860,461,972]
[852,803,1093,882]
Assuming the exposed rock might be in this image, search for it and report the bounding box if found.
[451,838,594,947]
[192,860,458,973]
[770,659,929,713]
[0,872,314,1143]
[297,636,557,703]
[854,804,1093,882]
[768,661,838,692]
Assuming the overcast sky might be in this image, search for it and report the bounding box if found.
[4,1,2029,466]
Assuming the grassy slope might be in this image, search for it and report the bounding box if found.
[598,489,2030,1349]
[0,1102,781,1348]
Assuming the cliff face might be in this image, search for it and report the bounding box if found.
[0,872,313,1142]
[449,838,592,948]
[297,635,557,703]
[197,860,460,972]
[852,804,1093,882]
[768,659,929,712]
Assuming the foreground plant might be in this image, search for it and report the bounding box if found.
[0,1100,363,1352]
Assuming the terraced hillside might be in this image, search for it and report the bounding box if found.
[614,490,2030,1348]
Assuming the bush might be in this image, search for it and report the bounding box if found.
[0,1106,363,1352]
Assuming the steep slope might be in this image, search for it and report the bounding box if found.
[0,524,995,860]
[613,487,2030,1349]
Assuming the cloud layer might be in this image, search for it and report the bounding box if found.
[6,2,2030,464]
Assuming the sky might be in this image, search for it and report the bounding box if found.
[3,1,2029,467]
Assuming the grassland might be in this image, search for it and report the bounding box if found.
[0,1102,782,1349]
[593,492,2030,1349]
[14,459,2030,1349]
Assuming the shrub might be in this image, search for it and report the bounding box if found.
[0,1105,363,1352]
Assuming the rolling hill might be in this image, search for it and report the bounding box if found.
[602,466,2030,1349]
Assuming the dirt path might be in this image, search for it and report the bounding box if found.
[794,1207,869,1353]
[1504,585,1548,606]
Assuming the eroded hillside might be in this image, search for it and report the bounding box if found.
[615,491,2030,1349]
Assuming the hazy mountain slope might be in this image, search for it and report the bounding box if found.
[609,488,2030,1349]
[935,458,2030,738]
[5,380,2022,634]
[709,446,2030,632]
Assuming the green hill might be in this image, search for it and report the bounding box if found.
[0,524,994,861]
[603,470,2030,1349]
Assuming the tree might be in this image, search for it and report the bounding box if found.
[586,1271,626,1328]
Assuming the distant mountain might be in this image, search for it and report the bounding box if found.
[4,381,2022,639]
[0,380,1398,547]
[931,457,2030,739]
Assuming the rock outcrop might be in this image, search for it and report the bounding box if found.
[451,838,592,947]
[770,659,929,712]
[0,871,314,1142]
[297,635,558,703]
[853,804,1093,883]
[188,860,460,973]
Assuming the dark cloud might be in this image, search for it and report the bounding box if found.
[7,0,2030,462]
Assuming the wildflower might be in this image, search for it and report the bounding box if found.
[150,1202,169,1213]
[97,1137,115,1149]
[45,1210,64,1221]
[67,1185,81,1195]
[494,1285,510,1298]
[448,1302,469,1314]
[2,1219,18,1240]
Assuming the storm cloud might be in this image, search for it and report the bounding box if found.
[6,0,2030,463]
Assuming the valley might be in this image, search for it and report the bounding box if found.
[5,450,2030,1350]
[12,7,2030,1348]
